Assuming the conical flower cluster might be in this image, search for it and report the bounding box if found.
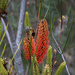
[36,19,49,63]
[23,19,50,64]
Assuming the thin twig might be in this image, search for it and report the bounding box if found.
[50,11,70,75]
[1,15,25,75]
[1,16,17,53]
[1,17,13,53]
[52,31,61,71]
[52,32,70,75]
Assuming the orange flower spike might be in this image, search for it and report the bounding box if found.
[23,37,35,60]
[36,19,49,64]
[23,26,35,60]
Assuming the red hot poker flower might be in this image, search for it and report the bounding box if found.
[23,19,50,64]
[36,19,49,64]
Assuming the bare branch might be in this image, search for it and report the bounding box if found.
[1,0,27,74]
[1,15,25,75]
[52,32,70,75]
[1,17,13,53]
[16,0,27,45]
[1,16,17,53]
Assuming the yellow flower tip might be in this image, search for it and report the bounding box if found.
[25,11,29,15]
[61,29,63,32]
[54,49,56,53]
[59,19,61,22]
[61,62,66,65]
[48,45,52,50]
[54,61,57,65]
[62,15,65,20]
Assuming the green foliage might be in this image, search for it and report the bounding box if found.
[55,62,66,75]
[31,46,66,75]
[0,58,8,75]
[0,57,4,64]
[47,46,52,75]
[0,26,22,74]
[0,0,8,11]
[32,57,40,75]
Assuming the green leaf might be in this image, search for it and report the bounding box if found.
[0,59,8,75]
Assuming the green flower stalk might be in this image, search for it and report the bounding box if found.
[47,46,52,74]
[43,64,50,75]
[31,57,40,75]
[55,62,66,75]
[25,11,31,28]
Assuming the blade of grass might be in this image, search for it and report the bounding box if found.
[29,61,33,75]
[1,43,7,57]
[52,32,70,75]
[43,5,49,19]
[62,16,74,52]
[66,6,72,15]
[68,25,74,54]
[57,0,61,10]
[67,25,74,64]
[50,17,55,36]
[42,62,44,75]
[60,0,62,29]
[11,39,22,61]
[57,14,74,61]
[61,6,71,40]
[0,22,9,45]
[53,0,60,18]
[40,0,42,20]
